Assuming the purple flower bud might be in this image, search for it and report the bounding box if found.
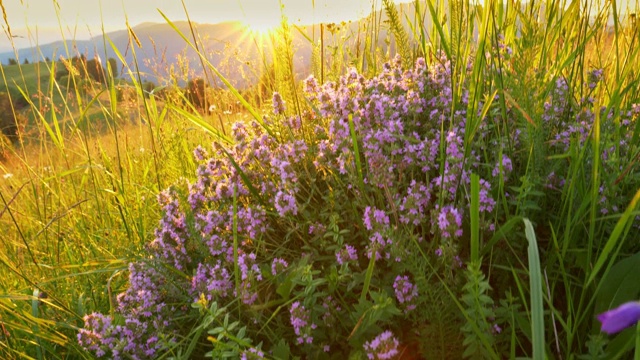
[598,301,640,334]
[272,92,286,115]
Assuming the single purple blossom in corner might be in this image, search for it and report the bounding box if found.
[598,301,640,334]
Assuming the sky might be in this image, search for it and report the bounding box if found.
[0,0,412,52]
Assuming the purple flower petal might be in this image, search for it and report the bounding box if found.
[598,301,640,334]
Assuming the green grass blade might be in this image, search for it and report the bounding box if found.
[167,103,231,145]
[523,218,545,360]
[360,249,376,304]
[31,289,43,360]
[424,0,450,58]
[635,322,640,360]
[482,216,523,255]
[587,188,640,286]
[470,173,480,263]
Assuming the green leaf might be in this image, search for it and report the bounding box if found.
[272,339,291,360]
[276,275,294,300]
[595,251,640,315]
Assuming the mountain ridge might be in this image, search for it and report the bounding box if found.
[0,3,422,87]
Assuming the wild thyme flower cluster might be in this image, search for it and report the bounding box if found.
[306,54,500,249]
[363,330,400,360]
[336,244,358,265]
[289,301,316,345]
[393,275,418,313]
[77,263,177,358]
[80,53,640,357]
[363,206,395,261]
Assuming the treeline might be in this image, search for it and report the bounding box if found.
[4,58,48,65]
[0,91,28,153]
[55,55,118,84]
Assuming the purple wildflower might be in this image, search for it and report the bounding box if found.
[290,302,316,345]
[274,190,298,216]
[588,68,604,89]
[433,205,463,238]
[191,262,233,302]
[336,244,359,265]
[237,253,262,305]
[241,347,265,359]
[492,154,513,179]
[272,92,286,115]
[598,301,640,334]
[193,145,208,161]
[271,258,288,276]
[363,330,400,360]
[394,275,418,312]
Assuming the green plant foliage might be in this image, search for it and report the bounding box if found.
[460,261,497,359]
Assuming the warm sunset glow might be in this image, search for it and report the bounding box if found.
[243,18,281,36]
[1,0,414,52]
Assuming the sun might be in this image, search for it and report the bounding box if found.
[244,17,281,36]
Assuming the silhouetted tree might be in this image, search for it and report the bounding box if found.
[55,55,115,84]
[86,58,106,84]
[0,92,26,143]
[23,58,29,65]
[7,58,17,66]
[142,81,156,98]
[107,58,118,78]
[185,78,207,112]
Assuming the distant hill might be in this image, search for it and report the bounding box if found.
[0,3,425,88]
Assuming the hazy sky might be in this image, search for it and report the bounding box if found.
[0,0,412,52]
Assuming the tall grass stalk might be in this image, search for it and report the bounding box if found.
[524,218,545,360]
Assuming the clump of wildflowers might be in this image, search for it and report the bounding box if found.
[192,261,233,302]
[271,258,288,276]
[241,347,265,360]
[363,206,395,261]
[363,330,400,360]
[290,302,316,345]
[272,92,286,115]
[433,205,463,239]
[336,244,358,265]
[78,263,178,358]
[80,55,501,357]
[394,275,418,313]
[588,68,604,89]
[74,49,640,358]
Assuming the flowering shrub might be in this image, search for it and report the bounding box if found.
[78,52,639,358]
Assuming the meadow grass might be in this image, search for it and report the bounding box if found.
[1,0,640,359]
